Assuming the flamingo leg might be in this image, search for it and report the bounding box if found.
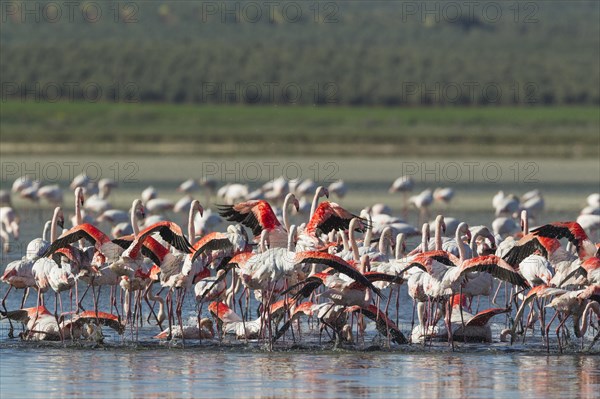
[446,300,454,350]
[54,292,64,343]
[78,283,90,312]
[555,314,570,354]
[2,285,15,338]
[545,312,559,352]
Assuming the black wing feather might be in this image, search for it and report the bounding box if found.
[295,256,384,298]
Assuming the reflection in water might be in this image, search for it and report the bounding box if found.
[1,349,598,398]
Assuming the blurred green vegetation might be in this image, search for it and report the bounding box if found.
[1,1,599,105]
[1,101,598,157]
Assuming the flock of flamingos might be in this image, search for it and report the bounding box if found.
[0,174,598,352]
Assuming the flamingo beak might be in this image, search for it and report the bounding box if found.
[199,206,204,218]
[293,199,300,212]
[323,188,330,198]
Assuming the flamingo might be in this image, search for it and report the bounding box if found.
[494,192,519,216]
[0,206,20,252]
[154,318,214,340]
[399,225,527,345]
[37,184,63,205]
[412,294,509,343]
[218,183,249,205]
[145,198,174,215]
[208,300,291,340]
[272,301,348,344]
[141,186,158,203]
[178,178,200,194]
[97,209,130,225]
[389,176,414,218]
[0,306,124,341]
[262,176,289,203]
[409,189,434,224]
[530,221,597,261]
[328,180,347,198]
[70,173,90,190]
[12,175,34,194]
[433,187,454,205]
[193,208,223,236]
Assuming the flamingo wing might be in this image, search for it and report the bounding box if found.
[294,252,383,298]
[51,246,85,266]
[140,221,192,253]
[346,305,407,344]
[218,200,280,236]
[189,232,233,263]
[71,311,125,335]
[287,276,326,301]
[125,221,191,259]
[459,255,529,288]
[465,307,510,327]
[305,201,366,236]
[273,302,313,342]
[41,223,111,258]
[208,301,243,323]
[113,236,165,266]
[577,284,600,302]
[502,236,551,267]
[364,272,405,285]
[530,222,588,249]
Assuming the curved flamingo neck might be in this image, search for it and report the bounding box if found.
[131,200,142,236]
[50,207,62,242]
[283,193,294,232]
[188,201,200,245]
[349,219,360,261]
[421,223,429,252]
[42,221,52,241]
[310,187,324,219]
[395,234,405,260]
[287,225,297,252]
[75,188,83,226]
[340,229,349,252]
[379,227,391,257]
[435,215,443,251]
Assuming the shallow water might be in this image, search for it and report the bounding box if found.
[1,347,599,398]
